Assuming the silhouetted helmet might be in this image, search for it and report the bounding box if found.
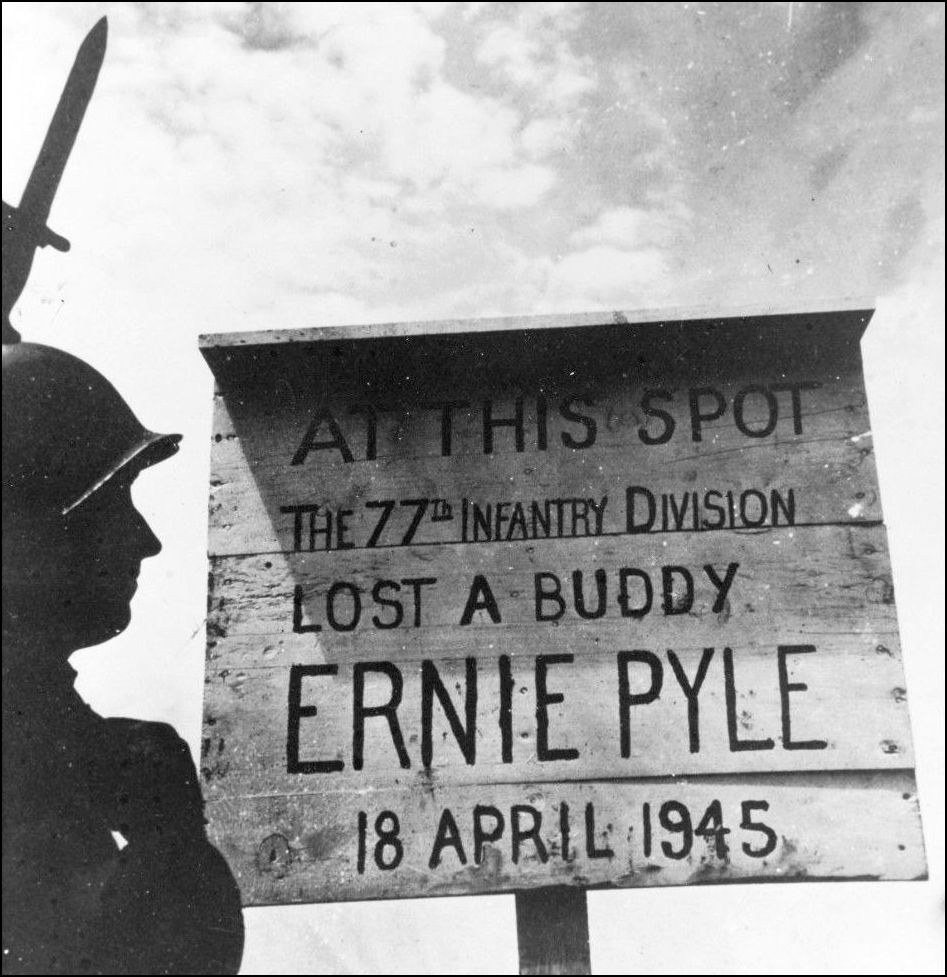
[2,342,181,517]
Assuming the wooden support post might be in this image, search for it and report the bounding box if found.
[515,886,591,975]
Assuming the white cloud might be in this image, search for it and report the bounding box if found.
[549,244,668,300]
[519,117,572,157]
[384,83,520,187]
[569,205,687,249]
[477,24,540,85]
[475,3,596,105]
[472,163,557,209]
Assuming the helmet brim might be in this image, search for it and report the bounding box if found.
[62,430,182,515]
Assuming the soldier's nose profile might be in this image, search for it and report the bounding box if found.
[108,476,164,563]
[137,509,163,560]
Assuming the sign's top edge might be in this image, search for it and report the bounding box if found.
[198,298,875,350]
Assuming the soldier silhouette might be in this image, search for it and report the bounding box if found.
[2,19,244,976]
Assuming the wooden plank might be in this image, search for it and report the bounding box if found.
[205,524,899,653]
[203,771,925,905]
[206,363,881,556]
[200,633,913,795]
[198,302,873,349]
[203,524,913,793]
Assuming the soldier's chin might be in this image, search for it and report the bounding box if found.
[3,580,137,650]
[73,599,134,649]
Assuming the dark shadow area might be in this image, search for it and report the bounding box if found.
[203,308,875,641]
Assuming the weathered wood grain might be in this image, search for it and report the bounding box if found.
[204,770,925,905]
[207,366,880,556]
[201,633,913,796]
[205,525,899,657]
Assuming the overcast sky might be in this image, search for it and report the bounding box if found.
[2,3,944,975]
[4,2,944,327]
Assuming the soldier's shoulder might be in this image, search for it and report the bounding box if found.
[98,717,193,762]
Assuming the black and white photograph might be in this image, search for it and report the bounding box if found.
[2,3,943,974]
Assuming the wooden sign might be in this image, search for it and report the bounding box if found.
[199,306,925,908]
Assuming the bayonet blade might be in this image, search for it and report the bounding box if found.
[17,16,108,230]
